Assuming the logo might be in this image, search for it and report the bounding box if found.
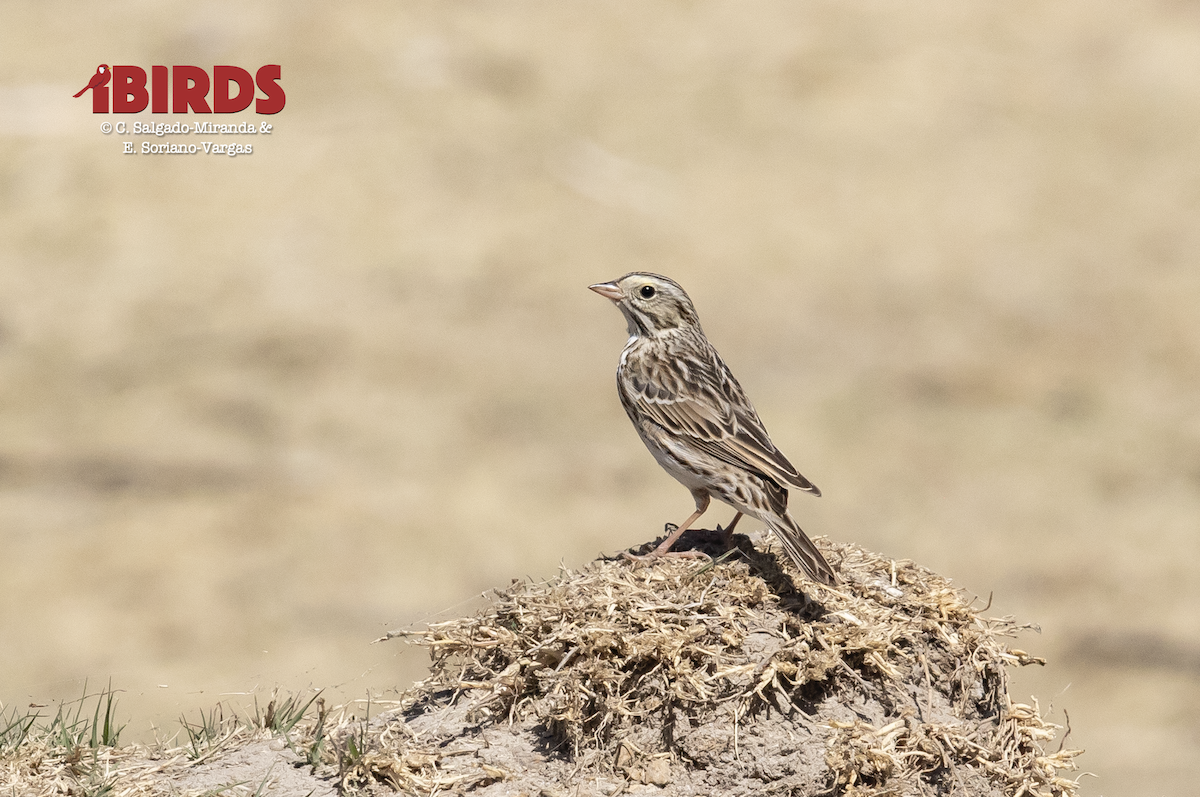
[74,64,284,114]
[73,64,112,98]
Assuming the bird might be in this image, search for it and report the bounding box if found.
[589,272,838,586]
[73,65,111,98]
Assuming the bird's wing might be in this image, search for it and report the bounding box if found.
[624,343,820,495]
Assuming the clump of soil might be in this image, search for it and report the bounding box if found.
[0,532,1083,796]
[357,531,1082,796]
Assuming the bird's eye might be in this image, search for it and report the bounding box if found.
[639,285,656,299]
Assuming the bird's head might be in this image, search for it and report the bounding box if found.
[97,65,109,75]
[589,272,700,338]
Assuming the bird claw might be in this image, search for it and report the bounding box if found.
[621,549,713,565]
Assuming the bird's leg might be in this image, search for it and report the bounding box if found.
[652,494,710,555]
[717,511,743,544]
[623,493,711,561]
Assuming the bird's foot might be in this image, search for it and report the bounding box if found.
[621,548,713,565]
[710,524,736,544]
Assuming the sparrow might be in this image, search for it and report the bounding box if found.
[590,272,838,586]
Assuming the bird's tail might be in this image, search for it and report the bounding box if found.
[766,513,839,586]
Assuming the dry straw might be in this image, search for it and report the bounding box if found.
[361,534,1083,795]
[1,534,1083,796]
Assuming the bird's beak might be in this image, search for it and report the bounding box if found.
[588,282,623,302]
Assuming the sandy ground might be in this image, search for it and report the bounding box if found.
[1,2,1198,795]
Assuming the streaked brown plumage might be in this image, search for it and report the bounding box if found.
[589,272,838,586]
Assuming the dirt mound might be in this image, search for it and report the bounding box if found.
[0,532,1083,796]
[358,531,1082,796]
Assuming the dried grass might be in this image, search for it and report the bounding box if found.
[1,534,1083,796]
[364,533,1083,796]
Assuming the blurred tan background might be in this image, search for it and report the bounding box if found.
[2,1,1199,793]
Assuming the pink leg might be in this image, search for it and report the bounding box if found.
[651,493,711,555]
[623,493,712,561]
[718,511,743,544]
